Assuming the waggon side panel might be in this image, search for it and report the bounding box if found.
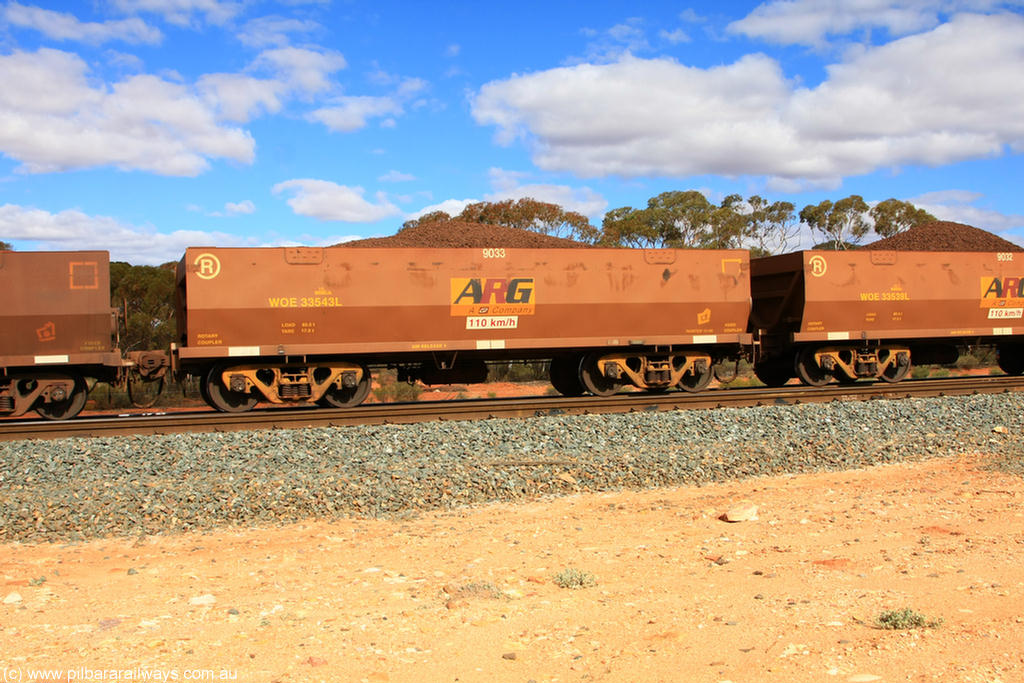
[754,250,1024,342]
[176,247,752,360]
[0,251,120,368]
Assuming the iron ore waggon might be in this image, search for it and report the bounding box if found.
[173,246,752,411]
[0,251,126,419]
[750,249,1024,385]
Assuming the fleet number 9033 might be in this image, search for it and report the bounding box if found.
[482,248,506,258]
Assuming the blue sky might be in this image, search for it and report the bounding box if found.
[1,0,1023,264]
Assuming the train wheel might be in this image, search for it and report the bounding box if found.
[795,348,830,387]
[35,374,88,421]
[753,362,792,387]
[678,364,713,393]
[880,354,911,383]
[579,353,618,397]
[997,345,1024,375]
[549,356,584,396]
[204,365,258,413]
[318,367,372,408]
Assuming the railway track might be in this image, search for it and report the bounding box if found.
[3,375,1023,442]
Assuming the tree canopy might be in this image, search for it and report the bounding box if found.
[869,198,936,238]
[799,195,871,249]
[403,198,600,244]
[405,191,935,253]
[110,261,177,353]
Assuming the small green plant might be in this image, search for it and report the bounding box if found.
[911,365,932,379]
[552,568,596,589]
[443,581,503,600]
[372,369,423,403]
[875,607,943,630]
[956,353,980,370]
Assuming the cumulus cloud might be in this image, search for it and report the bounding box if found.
[910,190,1024,237]
[196,73,287,122]
[237,15,321,48]
[110,0,242,27]
[726,0,1016,47]
[3,2,163,44]
[472,13,1024,186]
[407,198,479,220]
[251,47,346,95]
[0,43,348,175]
[309,77,426,133]
[308,96,404,132]
[407,170,607,222]
[0,203,241,265]
[576,18,652,63]
[272,179,401,222]
[485,168,607,217]
[0,48,254,175]
[224,199,255,215]
[378,170,416,182]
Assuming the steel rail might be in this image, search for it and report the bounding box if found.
[2,375,1023,442]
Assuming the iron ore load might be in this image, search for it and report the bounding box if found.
[173,246,752,411]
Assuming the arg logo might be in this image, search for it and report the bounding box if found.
[450,277,535,316]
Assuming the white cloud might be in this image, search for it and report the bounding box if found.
[194,47,346,123]
[0,203,241,265]
[379,170,416,182]
[237,15,321,48]
[272,179,401,222]
[3,2,162,44]
[408,198,478,220]
[727,0,1018,47]
[659,28,690,44]
[111,0,242,27]
[407,170,607,222]
[576,18,652,63]
[309,95,403,132]
[472,13,1024,185]
[0,48,254,175]
[308,74,427,133]
[196,73,286,122]
[910,190,1024,236]
[104,49,145,71]
[251,47,346,95]
[727,0,940,46]
[224,199,255,215]
[486,168,607,217]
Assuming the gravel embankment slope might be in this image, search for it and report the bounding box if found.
[2,393,1022,544]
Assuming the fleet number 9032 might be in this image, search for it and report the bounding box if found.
[482,248,506,259]
[998,252,1014,262]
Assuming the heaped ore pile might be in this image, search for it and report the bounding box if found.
[865,221,1024,252]
[337,220,591,249]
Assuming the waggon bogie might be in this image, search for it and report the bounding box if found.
[0,371,89,420]
[572,349,717,395]
[793,344,912,386]
[200,360,371,412]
